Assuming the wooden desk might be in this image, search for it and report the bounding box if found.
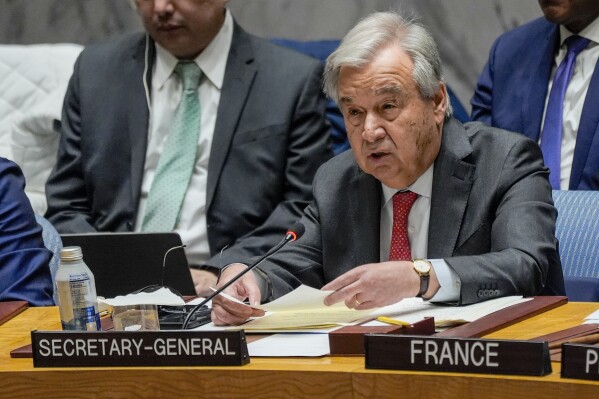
[1,304,599,398]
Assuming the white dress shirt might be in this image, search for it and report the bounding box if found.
[540,16,599,189]
[380,164,461,302]
[135,10,234,266]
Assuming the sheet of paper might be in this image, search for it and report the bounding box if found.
[196,322,342,334]
[256,285,339,311]
[364,296,531,327]
[248,334,330,357]
[186,297,211,307]
[240,285,371,330]
[97,287,185,306]
[584,309,599,320]
[240,309,367,330]
[583,309,599,324]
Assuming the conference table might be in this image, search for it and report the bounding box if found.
[1,303,599,398]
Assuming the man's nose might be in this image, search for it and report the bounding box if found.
[362,114,386,142]
[153,0,174,17]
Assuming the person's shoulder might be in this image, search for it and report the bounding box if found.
[238,28,322,70]
[73,32,146,78]
[494,17,555,46]
[0,157,26,190]
[79,32,146,61]
[462,121,536,153]
[0,157,21,175]
[314,150,357,183]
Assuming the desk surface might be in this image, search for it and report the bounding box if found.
[2,303,599,398]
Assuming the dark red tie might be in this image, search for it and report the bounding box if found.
[389,191,418,261]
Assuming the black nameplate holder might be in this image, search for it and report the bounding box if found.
[561,343,599,381]
[31,330,249,367]
[365,335,551,376]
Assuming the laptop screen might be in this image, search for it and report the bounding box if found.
[60,232,196,298]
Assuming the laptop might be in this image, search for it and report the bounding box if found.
[60,232,196,298]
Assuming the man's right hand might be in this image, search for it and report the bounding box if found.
[211,263,265,326]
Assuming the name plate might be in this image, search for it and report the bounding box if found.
[365,334,551,376]
[561,343,599,381]
[31,330,249,367]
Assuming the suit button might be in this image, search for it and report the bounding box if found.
[478,290,484,297]
[493,290,500,296]
[126,221,133,231]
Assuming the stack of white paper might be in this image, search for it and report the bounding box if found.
[199,285,530,332]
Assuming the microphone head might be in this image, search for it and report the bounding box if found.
[286,222,305,241]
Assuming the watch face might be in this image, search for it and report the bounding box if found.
[414,260,431,274]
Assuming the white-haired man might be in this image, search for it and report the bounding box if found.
[211,11,565,326]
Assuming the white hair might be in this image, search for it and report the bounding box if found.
[323,11,453,118]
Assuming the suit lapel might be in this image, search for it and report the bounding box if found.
[206,23,257,210]
[128,34,152,208]
[569,57,599,189]
[428,119,475,258]
[523,24,559,142]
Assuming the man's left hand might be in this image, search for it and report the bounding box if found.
[190,268,218,297]
[321,261,438,309]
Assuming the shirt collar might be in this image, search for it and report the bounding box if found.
[559,15,599,47]
[153,8,233,90]
[381,163,434,208]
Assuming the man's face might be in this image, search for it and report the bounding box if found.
[338,45,446,189]
[538,0,599,33]
[135,0,228,59]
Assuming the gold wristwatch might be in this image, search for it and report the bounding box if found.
[412,259,431,297]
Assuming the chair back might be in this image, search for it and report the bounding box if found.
[552,190,599,301]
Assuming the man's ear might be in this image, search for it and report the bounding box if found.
[433,81,447,124]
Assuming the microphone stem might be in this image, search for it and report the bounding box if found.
[182,236,290,329]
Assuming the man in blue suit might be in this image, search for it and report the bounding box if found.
[471,0,599,190]
[0,157,54,306]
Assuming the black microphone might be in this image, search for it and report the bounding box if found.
[161,245,186,288]
[182,222,305,329]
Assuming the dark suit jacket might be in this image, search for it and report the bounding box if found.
[471,17,599,190]
[258,119,565,305]
[45,23,332,268]
[0,158,54,306]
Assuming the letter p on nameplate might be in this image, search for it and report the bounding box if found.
[365,335,551,376]
[31,330,249,367]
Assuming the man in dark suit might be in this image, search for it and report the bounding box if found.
[211,11,564,326]
[45,0,331,295]
[471,0,599,190]
[1,157,54,306]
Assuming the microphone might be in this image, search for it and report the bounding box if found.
[161,245,186,288]
[182,222,305,329]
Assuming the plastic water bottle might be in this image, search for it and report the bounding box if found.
[56,246,101,331]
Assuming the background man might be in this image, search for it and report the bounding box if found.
[0,157,53,306]
[211,11,564,326]
[471,0,599,190]
[45,0,331,295]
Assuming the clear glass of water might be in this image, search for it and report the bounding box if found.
[112,304,160,331]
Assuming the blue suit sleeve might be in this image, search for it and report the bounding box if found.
[470,38,499,125]
[0,158,54,306]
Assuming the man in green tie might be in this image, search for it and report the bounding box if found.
[45,0,332,295]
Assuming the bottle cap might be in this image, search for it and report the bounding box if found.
[60,246,83,261]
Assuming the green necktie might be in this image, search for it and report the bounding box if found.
[142,61,202,232]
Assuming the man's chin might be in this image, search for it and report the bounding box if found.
[155,37,201,59]
[370,169,415,189]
